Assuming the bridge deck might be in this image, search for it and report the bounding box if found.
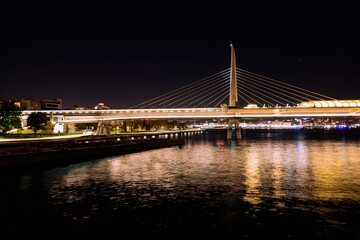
[19,107,360,124]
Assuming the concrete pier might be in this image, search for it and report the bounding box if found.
[227,119,241,139]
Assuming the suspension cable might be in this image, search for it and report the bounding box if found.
[238,74,313,102]
[194,82,231,107]
[214,93,230,107]
[140,72,229,108]
[131,68,230,108]
[205,88,230,107]
[237,93,251,105]
[237,68,336,100]
[239,85,286,105]
[237,70,324,101]
[238,77,298,105]
[238,86,266,105]
[155,74,230,108]
[238,86,280,106]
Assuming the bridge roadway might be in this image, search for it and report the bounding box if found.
[21,107,360,124]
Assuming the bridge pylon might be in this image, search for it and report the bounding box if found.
[229,42,238,108]
[227,42,241,139]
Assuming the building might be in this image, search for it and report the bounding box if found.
[14,99,42,110]
[1,98,63,110]
[0,100,15,108]
[67,105,93,110]
[95,102,110,110]
[41,98,62,110]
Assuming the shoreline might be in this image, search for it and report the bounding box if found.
[0,137,185,171]
[0,129,204,142]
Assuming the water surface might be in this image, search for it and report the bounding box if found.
[1,131,360,239]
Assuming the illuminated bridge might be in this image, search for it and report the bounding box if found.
[21,43,360,139]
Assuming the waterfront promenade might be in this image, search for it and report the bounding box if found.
[0,129,205,170]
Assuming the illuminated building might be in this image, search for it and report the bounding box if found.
[300,100,360,108]
[95,102,110,109]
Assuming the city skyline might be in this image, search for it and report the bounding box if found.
[0,1,359,108]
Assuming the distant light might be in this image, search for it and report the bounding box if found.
[244,104,258,109]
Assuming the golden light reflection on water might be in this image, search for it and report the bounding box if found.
[53,137,360,206]
[309,141,360,200]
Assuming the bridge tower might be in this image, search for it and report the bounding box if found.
[227,42,241,139]
[229,42,238,108]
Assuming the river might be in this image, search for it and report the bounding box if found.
[1,130,360,239]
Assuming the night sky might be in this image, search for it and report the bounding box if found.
[0,1,359,108]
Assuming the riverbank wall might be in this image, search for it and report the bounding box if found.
[0,137,185,171]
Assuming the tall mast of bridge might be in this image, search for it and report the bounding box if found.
[229,42,238,107]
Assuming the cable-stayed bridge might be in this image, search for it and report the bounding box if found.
[21,44,360,138]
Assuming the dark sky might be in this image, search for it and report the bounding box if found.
[0,1,359,108]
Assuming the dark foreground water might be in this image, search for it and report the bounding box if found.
[1,130,360,239]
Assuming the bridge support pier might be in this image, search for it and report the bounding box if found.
[227,118,241,140]
[96,122,111,136]
[66,122,75,134]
